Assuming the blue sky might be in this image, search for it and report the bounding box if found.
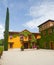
[0,0,54,39]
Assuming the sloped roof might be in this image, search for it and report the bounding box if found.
[9,32,19,35]
[9,29,40,36]
[20,29,31,33]
[38,19,54,27]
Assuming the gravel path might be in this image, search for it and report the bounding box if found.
[0,49,54,65]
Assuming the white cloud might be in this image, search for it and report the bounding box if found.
[0,24,4,39]
[9,29,13,32]
[24,19,39,29]
[0,24,14,39]
[29,2,54,18]
[24,1,54,32]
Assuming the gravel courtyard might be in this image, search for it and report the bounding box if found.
[0,49,54,65]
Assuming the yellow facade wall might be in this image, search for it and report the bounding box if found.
[8,36,29,49]
[8,36,22,49]
[8,32,41,49]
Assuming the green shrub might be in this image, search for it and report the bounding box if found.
[21,46,24,51]
[30,43,32,48]
[0,46,4,52]
[0,46,3,58]
[21,46,24,49]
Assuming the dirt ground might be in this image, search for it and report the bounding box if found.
[0,49,54,65]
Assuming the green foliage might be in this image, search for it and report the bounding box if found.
[0,46,3,58]
[30,43,32,48]
[4,8,9,51]
[29,34,37,48]
[21,45,24,49]
[31,34,37,43]
[0,46,4,52]
[39,28,54,49]
[21,45,24,51]
[0,39,4,46]
[39,38,44,48]
[20,30,31,37]
[13,34,20,38]
[0,40,2,45]
[50,32,54,41]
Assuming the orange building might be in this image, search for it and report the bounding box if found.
[8,29,41,49]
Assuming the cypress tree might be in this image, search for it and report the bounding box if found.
[4,8,9,51]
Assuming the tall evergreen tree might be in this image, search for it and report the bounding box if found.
[4,8,9,51]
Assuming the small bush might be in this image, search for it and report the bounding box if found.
[0,46,3,58]
[21,46,24,49]
[21,46,24,51]
[30,43,32,48]
[0,46,4,52]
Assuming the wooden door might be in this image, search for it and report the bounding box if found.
[24,43,28,49]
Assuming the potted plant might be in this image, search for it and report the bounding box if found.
[21,45,24,51]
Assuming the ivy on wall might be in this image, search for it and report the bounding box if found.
[31,34,37,43]
[20,30,31,37]
[13,34,20,38]
[39,27,54,49]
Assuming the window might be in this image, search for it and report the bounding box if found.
[50,23,53,27]
[20,34,24,41]
[29,35,31,40]
[48,29,52,34]
[10,35,13,39]
[42,31,46,36]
